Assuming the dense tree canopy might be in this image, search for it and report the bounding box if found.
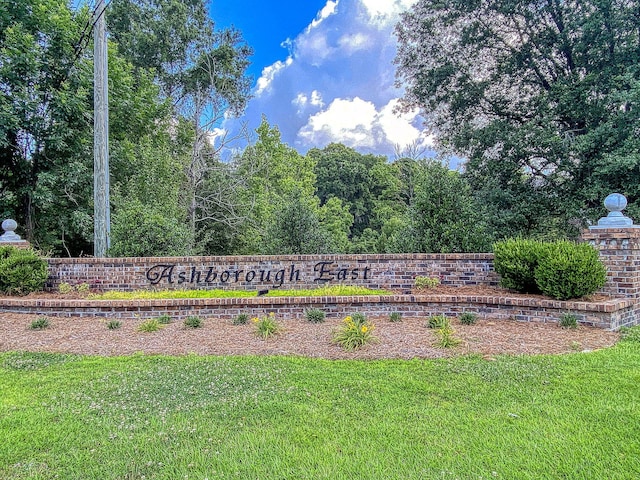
[395,0,640,237]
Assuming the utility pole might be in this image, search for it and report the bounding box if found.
[94,0,110,257]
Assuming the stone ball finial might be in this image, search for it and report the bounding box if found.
[604,193,627,213]
[591,193,635,228]
[0,218,25,242]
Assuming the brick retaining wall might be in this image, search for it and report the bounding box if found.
[2,293,633,329]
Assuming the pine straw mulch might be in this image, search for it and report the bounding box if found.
[0,312,619,360]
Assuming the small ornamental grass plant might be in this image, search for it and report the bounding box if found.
[305,308,326,323]
[107,320,122,330]
[184,316,203,328]
[434,325,461,348]
[427,314,449,329]
[252,312,280,339]
[389,312,402,322]
[332,313,378,351]
[137,319,162,332]
[156,314,173,325]
[232,313,250,325]
[29,317,49,330]
[559,312,578,329]
[459,312,478,325]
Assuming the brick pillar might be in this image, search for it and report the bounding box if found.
[582,228,640,299]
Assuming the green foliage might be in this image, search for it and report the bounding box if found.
[184,316,203,329]
[459,312,478,325]
[493,239,546,294]
[263,187,331,255]
[389,312,402,323]
[109,200,193,257]
[332,314,378,350]
[232,313,249,325]
[58,282,73,294]
[0,247,48,295]
[535,242,607,300]
[156,314,173,325]
[89,285,389,301]
[107,320,122,330]
[252,313,280,339]
[495,239,607,300]
[414,276,440,289]
[305,308,326,323]
[402,160,493,253]
[137,319,162,332]
[428,314,450,329]
[29,317,49,330]
[76,283,90,295]
[559,313,579,329]
[434,325,461,348]
[396,0,640,240]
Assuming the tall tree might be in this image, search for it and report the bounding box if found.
[395,0,640,237]
[0,0,94,252]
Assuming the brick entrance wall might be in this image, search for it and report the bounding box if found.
[45,253,497,293]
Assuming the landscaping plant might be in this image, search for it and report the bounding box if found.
[29,317,50,330]
[252,312,280,339]
[184,316,203,328]
[332,313,378,350]
[233,313,250,325]
[0,246,48,295]
[459,312,478,325]
[305,308,326,323]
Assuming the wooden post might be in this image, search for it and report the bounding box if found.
[94,0,110,257]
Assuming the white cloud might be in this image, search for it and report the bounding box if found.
[293,90,325,114]
[338,32,371,53]
[361,0,418,24]
[298,97,431,151]
[255,57,293,96]
[224,0,432,159]
[310,0,339,29]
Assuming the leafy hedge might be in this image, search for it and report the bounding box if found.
[494,239,606,300]
[0,246,48,295]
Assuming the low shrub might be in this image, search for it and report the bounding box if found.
[156,314,173,324]
[107,320,122,330]
[232,313,250,325]
[305,308,326,323]
[459,312,477,325]
[184,316,203,328]
[559,312,578,329]
[389,312,402,323]
[0,246,48,296]
[434,325,461,348]
[428,314,450,329]
[415,276,440,289]
[332,314,378,350]
[534,241,606,300]
[58,282,73,294]
[29,317,49,330]
[252,313,280,339]
[493,238,545,294]
[138,319,162,332]
[76,283,90,295]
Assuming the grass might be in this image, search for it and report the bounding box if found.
[88,285,390,300]
[1,335,639,479]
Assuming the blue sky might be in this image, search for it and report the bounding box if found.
[208,0,432,158]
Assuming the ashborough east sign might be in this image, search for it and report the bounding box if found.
[145,261,373,288]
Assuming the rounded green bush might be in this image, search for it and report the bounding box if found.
[493,238,546,294]
[534,241,606,300]
[0,248,48,295]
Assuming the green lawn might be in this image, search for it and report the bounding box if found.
[1,335,639,479]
